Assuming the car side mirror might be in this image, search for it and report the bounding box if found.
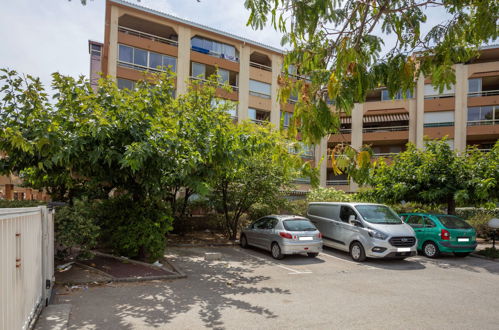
[348,215,357,223]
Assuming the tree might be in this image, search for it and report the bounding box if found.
[361,139,498,214]
[209,122,307,240]
[245,0,499,143]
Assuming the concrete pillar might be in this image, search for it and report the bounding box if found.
[5,184,14,200]
[176,25,192,95]
[107,5,120,80]
[25,188,33,201]
[315,136,328,187]
[238,44,251,122]
[350,103,364,191]
[415,72,425,149]
[270,55,283,128]
[454,64,468,152]
[408,99,417,144]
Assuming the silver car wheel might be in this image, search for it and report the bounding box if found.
[351,245,361,260]
[272,244,280,258]
[424,243,436,257]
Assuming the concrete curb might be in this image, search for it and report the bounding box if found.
[169,242,237,247]
[470,252,499,262]
[56,251,187,285]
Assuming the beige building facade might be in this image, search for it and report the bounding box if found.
[93,0,499,193]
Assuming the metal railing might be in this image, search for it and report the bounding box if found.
[0,206,54,330]
[467,120,498,126]
[326,180,349,186]
[424,93,455,100]
[189,76,239,91]
[373,153,398,158]
[362,125,409,133]
[250,61,272,72]
[339,128,352,134]
[293,178,311,184]
[249,91,271,99]
[468,89,499,97]
[250,119,270,125]
[423,122,454,127]
[118,61,167,73]
[118,26,178,46]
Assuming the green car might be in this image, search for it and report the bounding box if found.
[399,213,477,258]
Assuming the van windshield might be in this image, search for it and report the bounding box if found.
[283,219,316,231]
[354,205,402,224]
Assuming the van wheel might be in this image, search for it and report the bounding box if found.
[271,243,284,260]
[307,252,319,258]
[453,252,470,257]
[240,234,248,249]
[350,242,366,262]
[423,241,440,258]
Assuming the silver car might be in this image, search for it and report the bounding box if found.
[240,215,323,259]
[307,202,417,262]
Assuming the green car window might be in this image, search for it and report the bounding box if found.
[436,215,472,229]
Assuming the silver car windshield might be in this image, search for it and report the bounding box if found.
[354,205,402,224]
[283,219,316,231]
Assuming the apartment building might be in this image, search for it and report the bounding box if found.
[92,0,499,193]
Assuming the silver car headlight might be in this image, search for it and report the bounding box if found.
[367,228,388,240]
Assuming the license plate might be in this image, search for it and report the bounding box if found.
[458,238,470,242]
[397,248,411,252]
[299,236,313,241]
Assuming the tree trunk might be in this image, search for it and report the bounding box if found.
[447,197,456,215]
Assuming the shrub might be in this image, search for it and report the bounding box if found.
[467,212,498,239]
[390,202,444,214]
[96,196,173,261]
[0,200,46,208]
[455,207,499,220]
[54,199,99,258]
[287,199,308,217]
[306,187,355,202]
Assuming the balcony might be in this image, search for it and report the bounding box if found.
[362,125,409,133]
[118,26,178,47]
[191,36,239,62]
[189,76,239,92]
[249,108,270,125]
[250,62,272,71]
[467,120,498,126]
[468,89,499,97]
[326,180,349,186]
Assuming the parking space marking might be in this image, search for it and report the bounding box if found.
[320,251,376,269]
[234,247,313,275]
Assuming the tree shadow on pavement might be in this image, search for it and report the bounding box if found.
[61,246,290,330]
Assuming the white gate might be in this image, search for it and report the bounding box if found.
[0,206,54,330]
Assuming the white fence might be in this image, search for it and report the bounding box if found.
[0,207,54,330]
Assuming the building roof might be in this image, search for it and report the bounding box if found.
[110,0,284,54]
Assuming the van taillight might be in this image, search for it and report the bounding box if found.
[317,233,323,239]
[441,229,450,240]
[279,232,293,239]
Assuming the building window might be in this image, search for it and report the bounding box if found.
[118,44,176,72]
[468,78,482,96]
[424,83,455,99]
[249,80,271,99]
[211,98,237,118]
[281,111,292,127]
[467,106,498,125]
[381,89,412,101]
[90,44,102,57]
[423,111,455,127]
[191,36,239,62]
[117,78,135,90]
[248,108,270,124]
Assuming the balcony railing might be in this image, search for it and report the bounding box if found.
[250,119,270,125]
[293,178,311,184]
[326,180,349,186]
[423,122,454,127]
[339,128,352,134]
[250,61,272,72]
[424,93,455,100]
[118,61,165,73]
[362,125,409,133]
[468,89,499,97]
[189,76,239,91]
[249,91,271,99]
[467,120,498,126]
[118,26,178,46]
[373,153,398,158]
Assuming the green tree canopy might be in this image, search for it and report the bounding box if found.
[361,139,499,214]
[245,0,499,143]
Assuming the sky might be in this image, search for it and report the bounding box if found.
[0,0,284,91]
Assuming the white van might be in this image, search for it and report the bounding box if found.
[307,202,417,261]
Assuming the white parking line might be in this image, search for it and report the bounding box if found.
[235,247,313,274]
[321,252,376,269]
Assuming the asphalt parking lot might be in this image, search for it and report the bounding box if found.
[56,246,499,329]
